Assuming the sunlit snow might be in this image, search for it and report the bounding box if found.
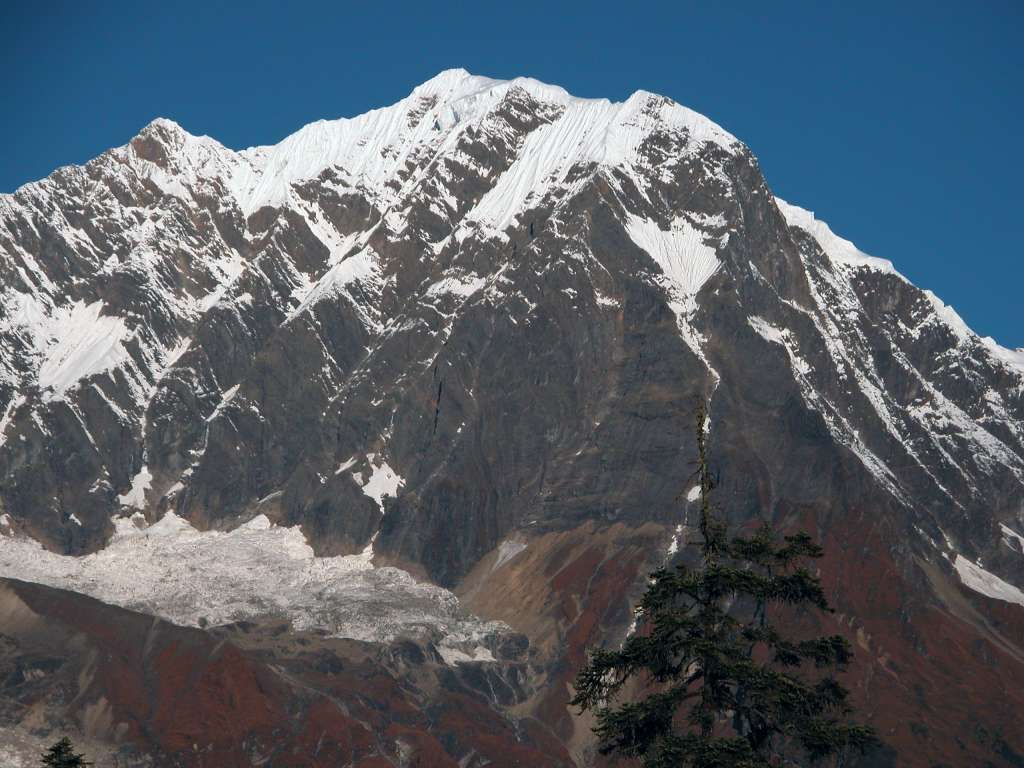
[216,69,738,220]
[0,513,499,647]
[117,465,152,509]
[954,555,1024,607]
[625,215,721,297]
[356,454,405,513]
[33,300,131,398]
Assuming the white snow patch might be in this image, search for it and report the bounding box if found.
[686,485,701,502]
[355,454,405,513]
[667,523,685,556]
[289,247,384,331]
[426,274,486,299]
[748,316,786,345]
[197,253,247,312]
[625,214,721,297]
[436,643,497,666]
[117,465,152,509]
[493,539,527,570]
[335,456,358,475]
[0,512,504,643]
[164,337,192,369]
[470,86,736,230]
[954,555,1024,607]
[0,394,25,445]
[220,383,240,403]
[623,214,722,368]
[206,384,241,422]
[35,301,132,398]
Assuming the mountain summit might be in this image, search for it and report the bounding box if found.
[1,70,1022,766]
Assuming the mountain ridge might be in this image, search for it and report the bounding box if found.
[1,69,1022,766]
[11,69,1021,362]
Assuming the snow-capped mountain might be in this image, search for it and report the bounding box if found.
[1,69,1022,766]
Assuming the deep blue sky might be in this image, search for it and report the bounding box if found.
[3,2,1021,347]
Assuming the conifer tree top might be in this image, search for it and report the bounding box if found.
[40,736,92,768]
[572,405,879,766]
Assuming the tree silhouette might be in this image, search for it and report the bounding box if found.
[572,406,878,767]
[40,737,92,768]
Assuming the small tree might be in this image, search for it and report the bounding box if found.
[572,406,878,767]
[40,737,92,768]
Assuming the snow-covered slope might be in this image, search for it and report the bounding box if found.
[776,198,1024,377]
[224,69,739,217]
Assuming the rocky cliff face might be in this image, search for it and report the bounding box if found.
[1,69,1023,766]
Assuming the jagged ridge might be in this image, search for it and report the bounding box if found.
[1,69,1023,767]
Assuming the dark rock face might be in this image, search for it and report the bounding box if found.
[1,69,1023,765]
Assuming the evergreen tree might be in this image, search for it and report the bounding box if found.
[40,737,92,768]
[572,406,878,767]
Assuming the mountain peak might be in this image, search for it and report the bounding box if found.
[224,70,740,217]
[129,117,189,167]
[140,116,186,135]
[411,67,479,93]
[133,116,193,150]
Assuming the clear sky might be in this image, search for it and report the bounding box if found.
[3,1,1021,347]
